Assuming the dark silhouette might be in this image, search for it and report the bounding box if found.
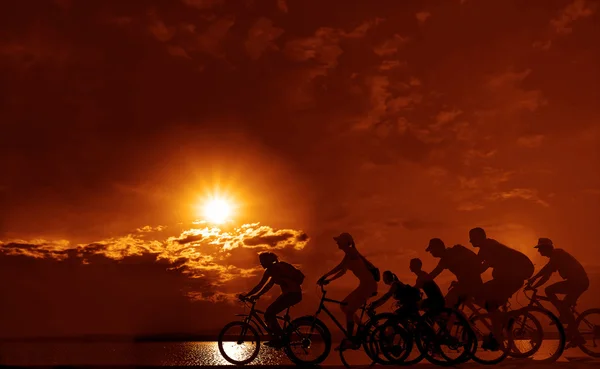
[426,238,484,307]
[469,227,535,310]
[317,232,379,350]
[410,258,445,312]
[528,237,590,346]
[469,227,535,350]
[239,252,304,348]
[369,270,421,316]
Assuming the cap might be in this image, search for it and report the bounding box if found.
[534,237,553,249]
[426,238,445,252]
[333,232,354,245]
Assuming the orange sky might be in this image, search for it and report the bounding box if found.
[0,0,599,337]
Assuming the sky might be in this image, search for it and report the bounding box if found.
[1,0,599,337]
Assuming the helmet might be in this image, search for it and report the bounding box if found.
[259,252,278,267]
[333,232,354,246]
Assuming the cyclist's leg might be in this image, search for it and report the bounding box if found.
[483,277,523,344]
[265,292,302,339]
[544,280,572,318]
[342,283,375,338]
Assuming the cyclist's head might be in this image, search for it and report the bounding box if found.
[468,227,486,247]
[409,258,423,273]
[333,232,354,250]
[383,270,398,285]
[259,252,278,268]
[426,238,446,257]
[534,238,554,257]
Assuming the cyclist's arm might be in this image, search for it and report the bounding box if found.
[428,261,445,279]
[326,269,346,283]
[370,284,395,310]
[320,257,348,282]
[530,262,554,288]
[254,280,276,298]
[245,271,271,297]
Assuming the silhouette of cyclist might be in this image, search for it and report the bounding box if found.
[317,232,379,350]
[410,258,445,312]
[527,238,589,346]
[240,252,304,348]
[469,227,534,350]
[369,270,421,317]
[426,238,484,308]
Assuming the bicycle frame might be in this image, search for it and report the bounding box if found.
[236,299,292,336]
[311,284,369,338]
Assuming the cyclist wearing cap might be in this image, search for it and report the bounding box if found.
[426,238,484,308]
[469,227,535,351]
[318,232,379,350]
[240,252,304,348]
[527,238,589,345]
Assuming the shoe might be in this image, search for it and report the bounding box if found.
[566,335,586,349]
[481,334,500,352]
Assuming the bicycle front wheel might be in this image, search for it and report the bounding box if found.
[416,308,475,367]
[217,321,260,365]
[507,306,565,363]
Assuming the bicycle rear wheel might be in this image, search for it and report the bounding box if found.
[574,308,600,358]
[217,321,260,365]
[376,318,418,366]
[284,316,331,365]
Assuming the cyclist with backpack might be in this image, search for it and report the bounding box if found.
[239,252,305,348]
[317,232,380,350]
[369,270,422,316]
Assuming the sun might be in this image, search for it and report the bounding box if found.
[202,197,233,224]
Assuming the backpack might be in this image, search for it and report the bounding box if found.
[358,253,381,282]
[394,282,422,304]
[278,262,305,285]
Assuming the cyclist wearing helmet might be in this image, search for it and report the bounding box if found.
[240,252,304,348]
[317,232,379,350]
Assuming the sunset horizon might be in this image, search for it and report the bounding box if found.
[1,0,599,366]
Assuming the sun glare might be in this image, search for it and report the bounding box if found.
[203,197,233,224]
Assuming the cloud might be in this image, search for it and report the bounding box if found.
[167,45,192,59]
[148,14,176,42]
[277,0,288,13]
[1,222,310,301]
[245,17,284,60]
[489,188,550,207]
[551,0,596,35]
[401,219,443,231]
[181,0,224,10]
[373,34,409,57]
[517,134,545,148]
[416,11,431,24]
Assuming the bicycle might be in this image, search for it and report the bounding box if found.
[569,304,600,357]
[452,282,565,364]
[451,282,513,365]
[284,283,412,367]
[379,303,475,367]
[217,295,294,365]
